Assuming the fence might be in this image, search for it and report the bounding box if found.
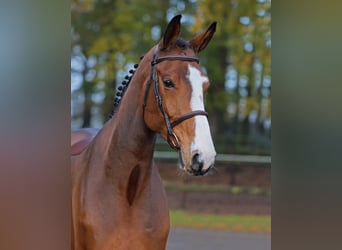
[154,151,271,214]
[154,151,271,165]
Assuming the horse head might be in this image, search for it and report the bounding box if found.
[143,15,216,176]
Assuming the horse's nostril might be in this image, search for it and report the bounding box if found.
[191,153,203,173]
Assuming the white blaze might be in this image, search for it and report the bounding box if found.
[187,65,216,170]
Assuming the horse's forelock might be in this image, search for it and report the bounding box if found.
[175,38,190,50]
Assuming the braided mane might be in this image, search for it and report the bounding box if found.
[108,56,144,119]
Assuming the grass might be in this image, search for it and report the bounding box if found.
[170,210,271,233]
[164,182,271,196]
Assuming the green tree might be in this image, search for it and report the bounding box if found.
[193,0,271,154]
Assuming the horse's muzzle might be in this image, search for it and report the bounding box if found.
[190,153,213,176]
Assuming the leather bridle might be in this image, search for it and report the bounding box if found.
[143,47,208,151]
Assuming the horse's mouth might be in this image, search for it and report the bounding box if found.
[177,150,215,176]
[179,164,214,176]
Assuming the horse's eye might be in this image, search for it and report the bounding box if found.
[163,79,175,88]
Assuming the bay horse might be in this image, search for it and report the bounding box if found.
[71,15,217,250]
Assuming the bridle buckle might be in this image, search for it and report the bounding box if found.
[167,132,180,150]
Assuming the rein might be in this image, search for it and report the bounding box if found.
[143,47,208,151]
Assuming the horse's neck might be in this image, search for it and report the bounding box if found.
[106,72,155,162]
[88,71,156,199]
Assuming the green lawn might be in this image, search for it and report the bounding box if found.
[170,210,271,233]
[164,182,271,196]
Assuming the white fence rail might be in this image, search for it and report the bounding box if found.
[154,151,271,164]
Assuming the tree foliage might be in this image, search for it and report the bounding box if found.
[192,0,271,154]
[71,0,271,155]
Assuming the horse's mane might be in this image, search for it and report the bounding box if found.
[108,56,144,119]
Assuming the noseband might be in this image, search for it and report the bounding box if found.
[143,47,208,151]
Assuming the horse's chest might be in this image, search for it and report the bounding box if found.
[73,164,169,249]
[103,224,168,250]
[78,196,169,250]
[84,213,168,250]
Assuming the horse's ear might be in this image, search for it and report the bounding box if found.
[189,22,217,53]
[159,15,182,51]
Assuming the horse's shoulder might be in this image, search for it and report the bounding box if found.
[71,128,99,156]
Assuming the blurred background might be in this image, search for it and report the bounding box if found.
[71,0,271,248]
[71,0,271,156]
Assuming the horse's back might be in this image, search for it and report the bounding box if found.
[71,128,99,156]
